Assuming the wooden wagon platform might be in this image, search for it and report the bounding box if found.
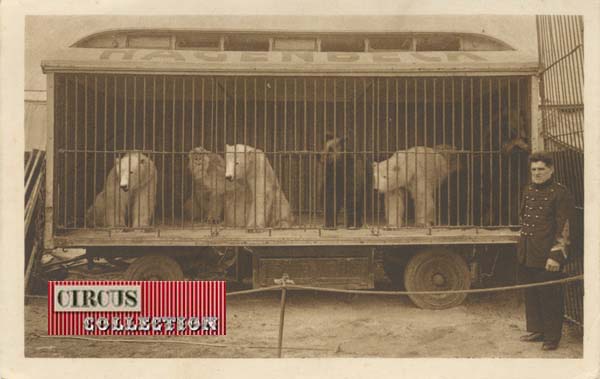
[53,225,520,247]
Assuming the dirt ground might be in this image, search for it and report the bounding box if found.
[25,269,583,358]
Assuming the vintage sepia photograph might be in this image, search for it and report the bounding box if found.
[22,14,585,359]
[16,11,589,367]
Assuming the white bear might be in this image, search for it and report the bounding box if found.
[224,144,294,229]
[185,146,248,227]
[372,146,457,227]
[86,152,157,228]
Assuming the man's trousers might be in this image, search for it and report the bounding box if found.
[519,265,565,342]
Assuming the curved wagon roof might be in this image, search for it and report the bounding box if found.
[28,15,538,91]
[40,50,539,77]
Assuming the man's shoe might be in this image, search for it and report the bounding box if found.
[520,332,544,342]
[542,341,559,351]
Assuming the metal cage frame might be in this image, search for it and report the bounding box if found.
[44,71,537,249]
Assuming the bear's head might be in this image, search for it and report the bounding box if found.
[501,109,530,155]
[321,132,347,166]
[371,158,400,193]
[189,146,224,183]
[115,152,151,192]
[224,144,264,181]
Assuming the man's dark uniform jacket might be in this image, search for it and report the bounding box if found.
[518,177,575,267]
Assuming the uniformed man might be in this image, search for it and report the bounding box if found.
[518,152,575,351]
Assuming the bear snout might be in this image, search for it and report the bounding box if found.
[225,174,234,181]
[120,184,129,192]
[372,181,388,193]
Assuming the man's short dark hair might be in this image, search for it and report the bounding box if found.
[529,151,554,167]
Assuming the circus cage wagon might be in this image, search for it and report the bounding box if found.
[35,19,555,309]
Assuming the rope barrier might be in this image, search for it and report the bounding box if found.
[226,286,284,297]
[25,274,583,301]
[228,274,583,296]
[284,274,584,295]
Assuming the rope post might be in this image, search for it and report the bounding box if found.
[274,274,294,358]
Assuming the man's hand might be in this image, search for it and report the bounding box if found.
[545,258,561,272]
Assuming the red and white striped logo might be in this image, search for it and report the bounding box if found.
[48,281,226,335]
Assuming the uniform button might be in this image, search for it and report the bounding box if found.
[535,189,539,192]
[535,215,539,218]
[530,233,534,236]
[539,206,543,209]
[544,197,548,201]
[531,197,535,201]
[531,224,535,227]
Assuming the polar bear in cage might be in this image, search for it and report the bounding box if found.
[372,145,458,227]
[224,144,294,229]
[185,146,248,227]
[86,151,157,227]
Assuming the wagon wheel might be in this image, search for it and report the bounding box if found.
[124,255,184,281]
[404,248,471,310]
